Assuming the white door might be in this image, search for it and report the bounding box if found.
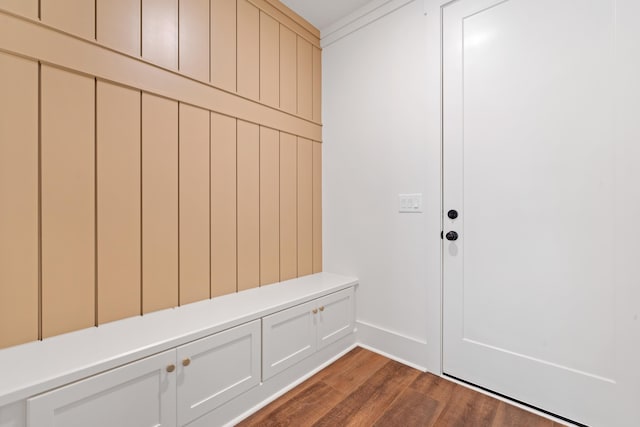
[442,1,640,426]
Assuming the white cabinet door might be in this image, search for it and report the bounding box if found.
[262,300,317,380]
[27,349,177,427]
[316,288,354,350]
[176,320,261,426]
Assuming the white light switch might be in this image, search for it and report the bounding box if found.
[398,193,422,213]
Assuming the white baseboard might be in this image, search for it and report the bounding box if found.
[355,320,429,372]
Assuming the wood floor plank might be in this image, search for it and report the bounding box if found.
[306,347,364,382]
[237,381,344,427]
[315,347,389,395]
[313,360,420,427]
[412,371,459,424]
[372,389,440,427]
[240,348,565,427]
[410,372,457,402]
[404,372,456,425]
[492,401,555,427]
[238,349,367,426]
[432,384,499,427]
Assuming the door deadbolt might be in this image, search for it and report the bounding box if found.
[447,210,458,219]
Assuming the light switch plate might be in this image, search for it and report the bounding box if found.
[399,193,422,213]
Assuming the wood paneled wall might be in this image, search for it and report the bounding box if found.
[0,52,39,348]
[0,0,322,349]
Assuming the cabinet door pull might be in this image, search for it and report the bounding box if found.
[166,364,176,373]
[319,306,325,312]
[312,308,318,314]
[182,358,191,367]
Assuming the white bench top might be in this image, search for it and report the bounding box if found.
[0,272,358,407]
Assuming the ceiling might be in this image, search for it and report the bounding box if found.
[280,0,374,32]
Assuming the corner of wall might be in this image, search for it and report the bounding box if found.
[320,0,416,48]
[321,0,443,376]
[355,321,429,372]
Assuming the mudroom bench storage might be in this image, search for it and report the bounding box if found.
[0,273,358,427]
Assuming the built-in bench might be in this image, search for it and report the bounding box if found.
[0,272,358,427]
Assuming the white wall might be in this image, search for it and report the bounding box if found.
[322,0,444,371]
[323,2,640,424]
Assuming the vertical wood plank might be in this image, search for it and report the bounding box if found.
[312,141,322,273]
[179,0,209,81]
[211,112,237,297]
[142,93,178,314]
[297,37,312,120]
[0,53,38,349]
[142,0,178,69]
[279,25,297,114]
[312,46,322,123]
[237,120,260,291]
[41,65,95,338]
[260,12,279,107]
[279,132,297,280]
[96,0,141,56]
[0,0,38,19]
[297,137,312,276]
[260,127,279,285]
[96,81,141,325]
[179,103,210,305]
[237,0,260,100]
[41,0,95,39]
[210,0,236,91]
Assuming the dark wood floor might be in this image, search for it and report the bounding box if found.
[237,347,566,427]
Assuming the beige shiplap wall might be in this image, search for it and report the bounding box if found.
[0,0,322,349]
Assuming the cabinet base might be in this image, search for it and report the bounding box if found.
[188,334,357,427]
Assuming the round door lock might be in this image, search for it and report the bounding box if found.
[447,210,458,219]
[445,231,459,241]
